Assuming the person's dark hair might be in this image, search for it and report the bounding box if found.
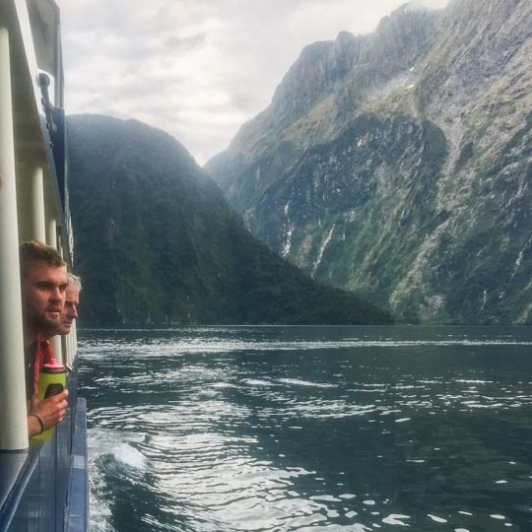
[19,240,66,277]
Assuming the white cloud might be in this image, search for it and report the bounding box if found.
[57,0,450,164]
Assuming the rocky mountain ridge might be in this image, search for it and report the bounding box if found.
[206,0,532,324]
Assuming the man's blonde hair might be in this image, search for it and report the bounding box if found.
[19,240,66,277]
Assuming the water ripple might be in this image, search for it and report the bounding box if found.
[81,326,532,531]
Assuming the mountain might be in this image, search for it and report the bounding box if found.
[66,114,392,326]
[205,0,532,325]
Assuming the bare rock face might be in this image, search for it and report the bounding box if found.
[206,0,532,324]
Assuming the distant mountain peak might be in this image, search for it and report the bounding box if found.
[206,0,532,325]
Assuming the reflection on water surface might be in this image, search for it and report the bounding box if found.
[80,326,532,531]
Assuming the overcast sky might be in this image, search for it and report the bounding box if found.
[58,0,449,165]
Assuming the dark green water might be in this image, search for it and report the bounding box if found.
[79,326,532,531]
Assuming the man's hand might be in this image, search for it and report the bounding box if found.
[28,390,69,437]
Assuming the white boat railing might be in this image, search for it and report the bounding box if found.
[0,2,87,530]
[0,0,75,449]
[0,21,29,451]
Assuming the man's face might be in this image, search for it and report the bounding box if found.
[22,262,67,337]
[57,284,80,335]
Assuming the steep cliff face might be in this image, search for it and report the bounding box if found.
[206,0,532,324]
[67,115,392,326]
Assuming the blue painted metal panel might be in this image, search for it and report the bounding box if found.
[65,399,88,531]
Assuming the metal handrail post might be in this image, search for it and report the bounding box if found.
[31,166,46,242]
[0,26,29,451]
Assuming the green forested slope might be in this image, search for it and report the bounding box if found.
[68,114,392,326]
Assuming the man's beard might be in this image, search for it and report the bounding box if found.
[36,311,62,334]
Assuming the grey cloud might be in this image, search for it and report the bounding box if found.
[162,33,208,52]
[60,0,451,163]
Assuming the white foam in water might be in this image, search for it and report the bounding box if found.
[278,378,336,388]
[88,431,118,531]
[428,514,448,523]
[88,428,148,531]
[244,378,274,387]
[79,335,532,361]
[382,514,411,525]
[310,495,342,503]
[212,382,237,389]
[455,379,493,384]
[114,442,148,470]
